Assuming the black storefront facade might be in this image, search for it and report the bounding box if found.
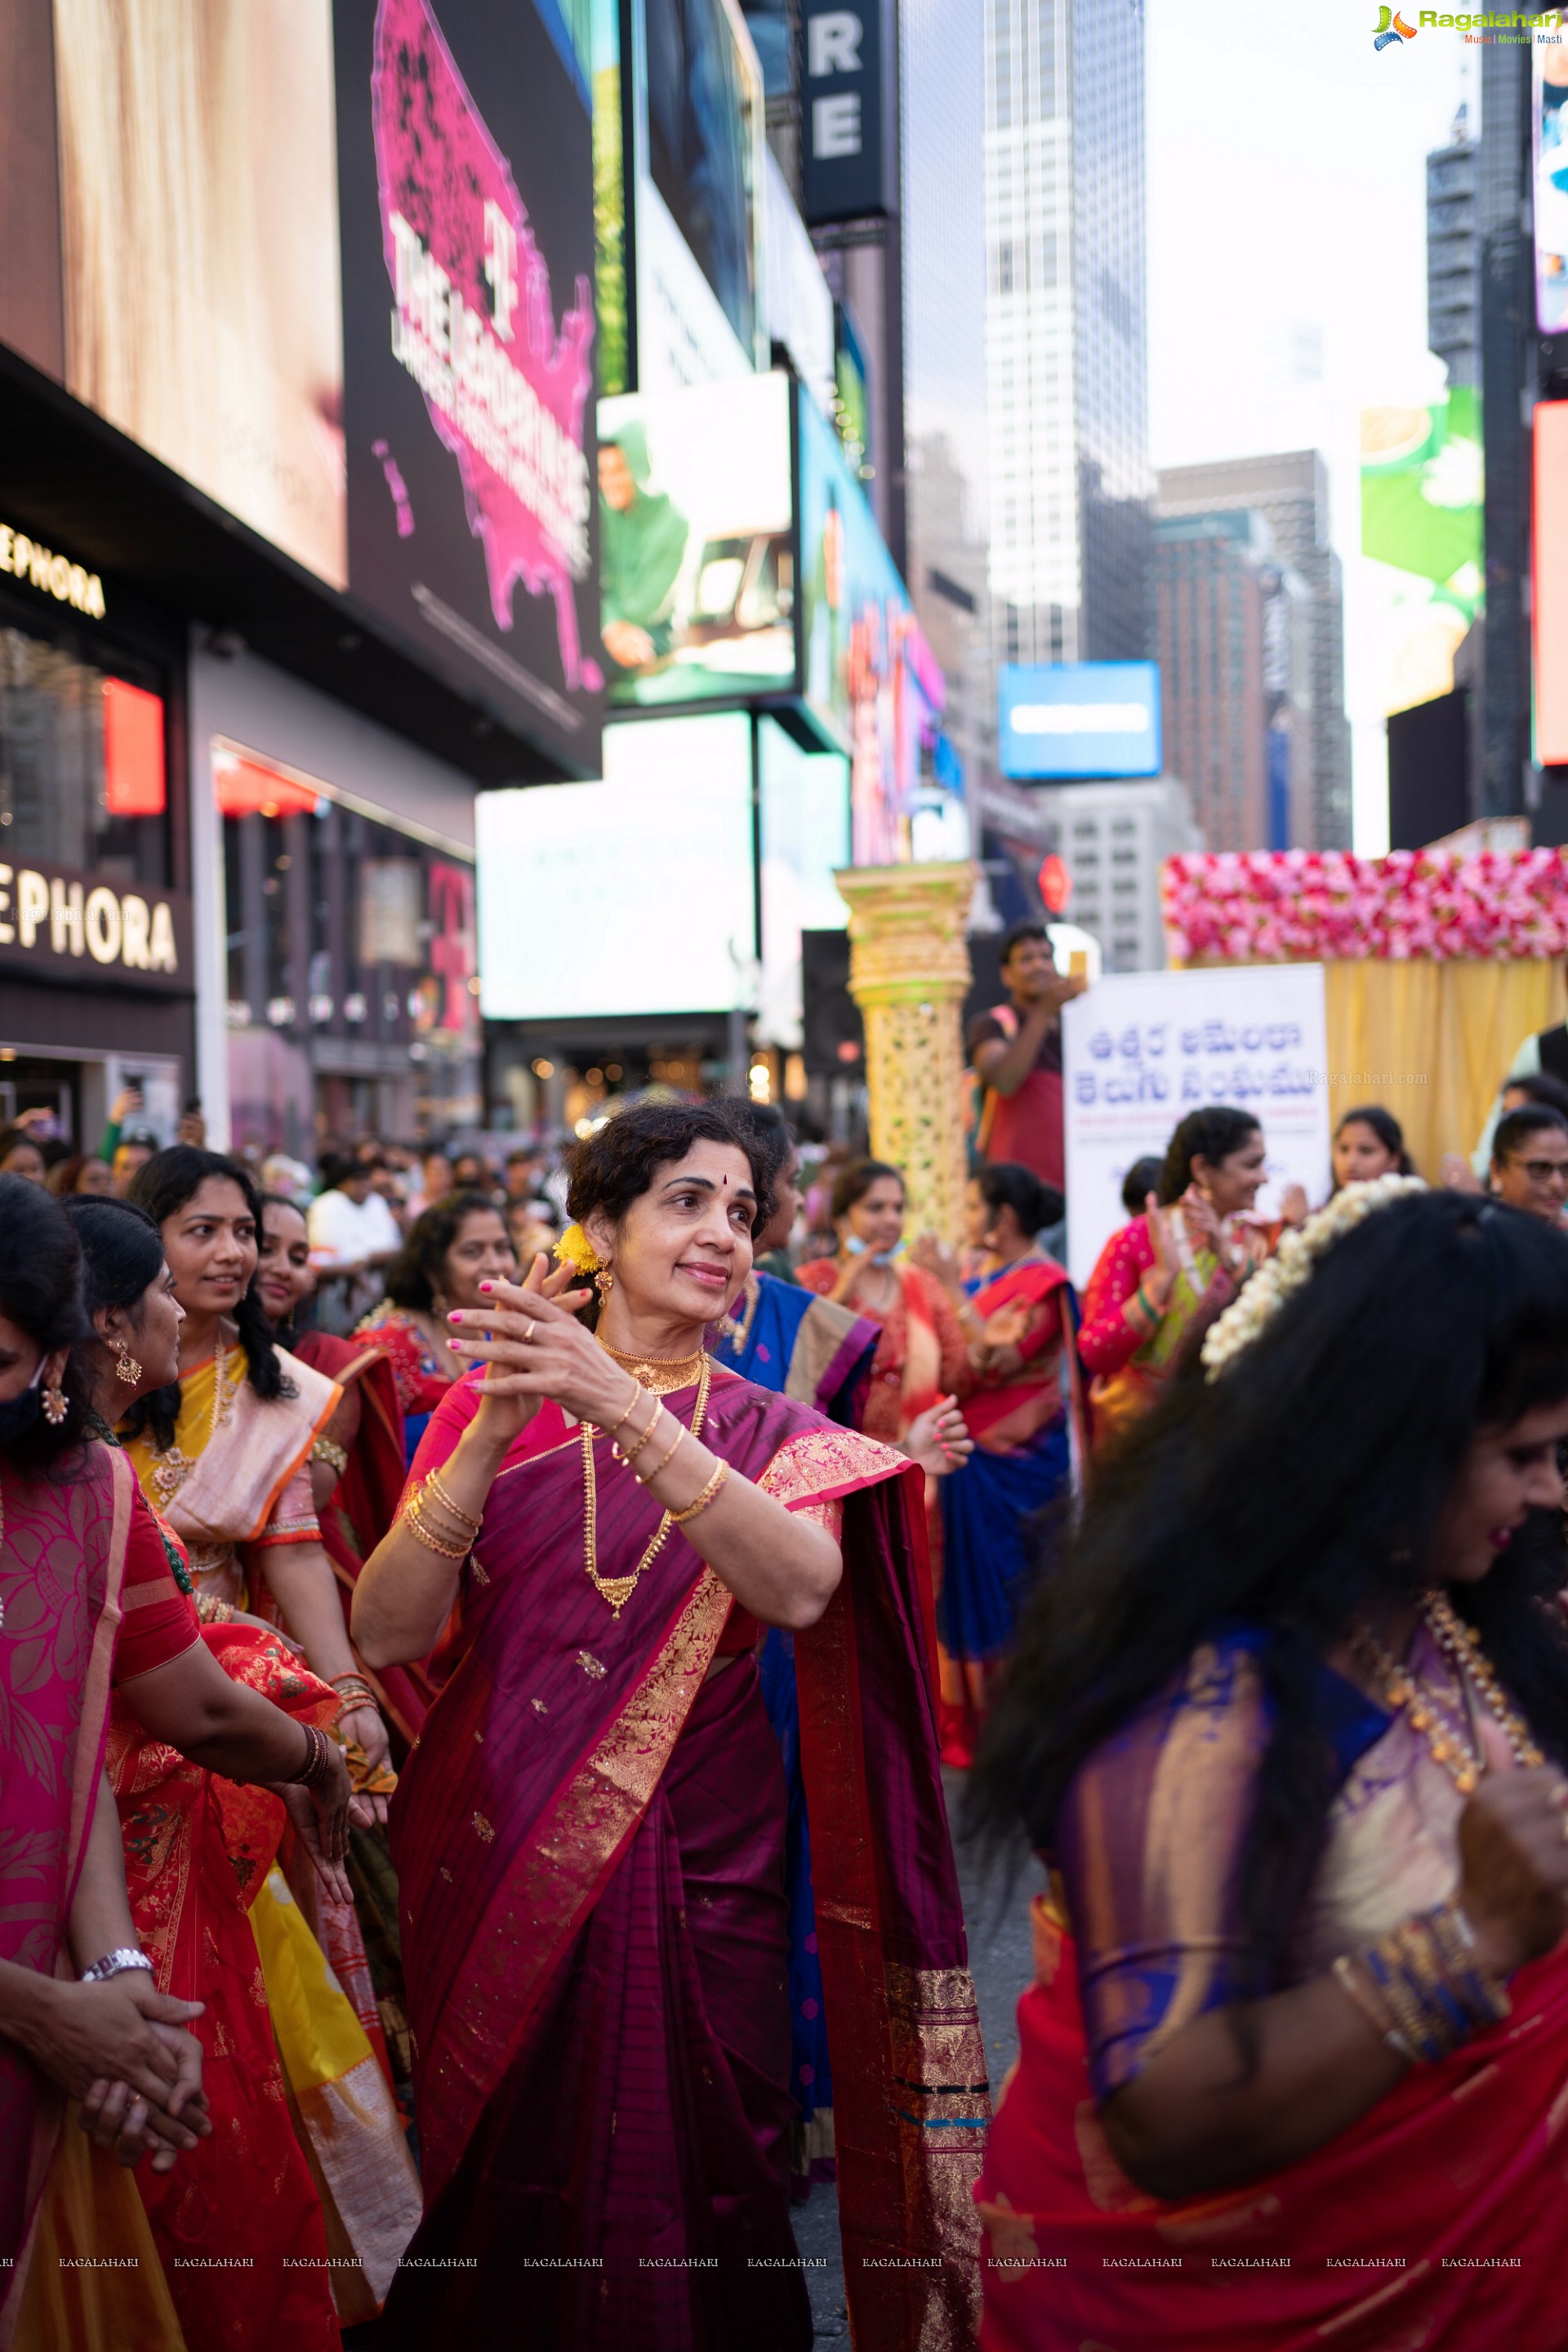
[0,522,196,1148]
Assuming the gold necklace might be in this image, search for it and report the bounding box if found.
[1348,1593,1543,1795]
[581,1352,711,1616]
[595,1335,708,1397]
[149,1335,234,1511]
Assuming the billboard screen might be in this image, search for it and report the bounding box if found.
[1535,402,1568,765]
[598,374,795,705]
[797,385,941,862]
[336,0,604,770]
[1536,40,1568,335]
[476,712,756,1018]
[38,2,347,590]
[1358,389,1483,717]
[800,0,893,225]
[0,0,602,773]
[623,0,764,387]
[999,662,1162,781]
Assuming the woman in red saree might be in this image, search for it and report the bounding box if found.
[355,1102,990,2351]
[968,1182,1568,2349]
[354,1192,518,1468]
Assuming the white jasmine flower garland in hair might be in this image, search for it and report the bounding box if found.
[1200,1174,1428,1381]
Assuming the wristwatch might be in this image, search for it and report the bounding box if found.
[79,1948,154,1984]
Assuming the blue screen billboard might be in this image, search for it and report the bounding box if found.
[999,662,1162,781]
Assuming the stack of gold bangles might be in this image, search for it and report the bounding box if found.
[330,1672,379,1717]
[403,1465,482,1560]
[611,1382,730,1526]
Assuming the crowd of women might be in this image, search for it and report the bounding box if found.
[6,1080,1568,2350]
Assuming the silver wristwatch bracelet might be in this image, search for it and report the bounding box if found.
[79,1948,154,1984]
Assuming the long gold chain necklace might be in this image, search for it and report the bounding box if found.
[1348,1592,1543,1796]
[149,1336,235,1512]
[581,1351,711,1616]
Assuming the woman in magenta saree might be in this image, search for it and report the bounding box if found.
[356,1102,989,2351]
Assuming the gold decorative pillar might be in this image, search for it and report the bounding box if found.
[835,862,977,1248]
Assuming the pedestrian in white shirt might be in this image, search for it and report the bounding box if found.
[306,1152,403,1329]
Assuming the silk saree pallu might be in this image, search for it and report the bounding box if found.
[0,1448,131,2344]
[385,1375,985,2350]
[978,1898,1568,2352]
[108,1624,352,2352]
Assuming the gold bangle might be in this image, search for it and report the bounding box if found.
[617,1396,664,1466]
[635,1426,686,1486]
[668,1459,729,1525]
[425,1468,481,1533]
[409,1488,479,1545]
[310,1434,349,1474]
[404,1495,469,1560]
[604,1381,646,1443]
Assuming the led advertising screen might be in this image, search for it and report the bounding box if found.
[336,0,604,772]
[1358,389,1483,717]
[1535,401,1568,765]
[476,712,757,1018]
[1536,39,1568,334]
[17,2,348,590]
[756,717,849,1047]
[998,662,1162,782]
[796,384,942,863]
[599,374,795,705]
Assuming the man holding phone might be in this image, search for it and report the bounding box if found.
[968,921,1087,1192]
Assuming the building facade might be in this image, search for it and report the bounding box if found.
[984,0,1151,670]
[1428,117,1480,391]
[1029,777,1200,972]
[1155,452,1352,848]
[1152,512,1269,853]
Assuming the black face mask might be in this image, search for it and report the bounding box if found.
[0,1370,45,1450]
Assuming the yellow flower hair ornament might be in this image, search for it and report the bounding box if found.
[554,1222,602,1276]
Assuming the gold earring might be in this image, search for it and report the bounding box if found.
[114,1346,142,1386]
[432,1288,449,1316]
[42,1379,67,1428]
[595,1266,613,1301]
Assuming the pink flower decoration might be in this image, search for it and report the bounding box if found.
[1160,849,1568,962]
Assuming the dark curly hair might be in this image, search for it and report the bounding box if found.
[123,1147,292,1450]
[0,1174,93,1468]
[564,1100,775,1329]
[384,1192,509,1312]
[966,1190,1568,2012]
[829,1156,902,1224]
[1157,1106,1261,1205]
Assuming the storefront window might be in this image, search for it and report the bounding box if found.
[0,623,169,885]
[220,746,479,1155]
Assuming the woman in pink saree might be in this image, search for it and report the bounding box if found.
[0,1178,207,2347]
[355,1101,990,2351]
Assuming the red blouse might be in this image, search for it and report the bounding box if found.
[114,1482,202,1683]
[1077,1218,1157,1380]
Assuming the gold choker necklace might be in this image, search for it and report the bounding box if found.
[595,1337,707,1396]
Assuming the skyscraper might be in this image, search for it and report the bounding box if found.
[1428,112,1479,392]
[1152,511,1270,853]
[984,0,1151,671]
[1156,452,1352,848]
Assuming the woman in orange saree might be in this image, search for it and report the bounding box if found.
[355,1102,991,2352]
[969,1183,1568,2350]
[797,1158,970,1448]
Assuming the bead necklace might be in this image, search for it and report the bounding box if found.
[581,1352,712,1617]
[595,1336,707,1397]
[1348,1592,1543,1796]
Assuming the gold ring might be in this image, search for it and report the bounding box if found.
[523,1320,537,1342]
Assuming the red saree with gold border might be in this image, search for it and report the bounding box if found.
[383,1366,989,2351]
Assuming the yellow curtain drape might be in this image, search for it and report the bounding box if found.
[1323,960,1568,1178]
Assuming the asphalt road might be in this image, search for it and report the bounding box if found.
[791,1767,1045,2341]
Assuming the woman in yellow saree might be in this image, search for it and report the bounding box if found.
[122,1149,420,2323]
